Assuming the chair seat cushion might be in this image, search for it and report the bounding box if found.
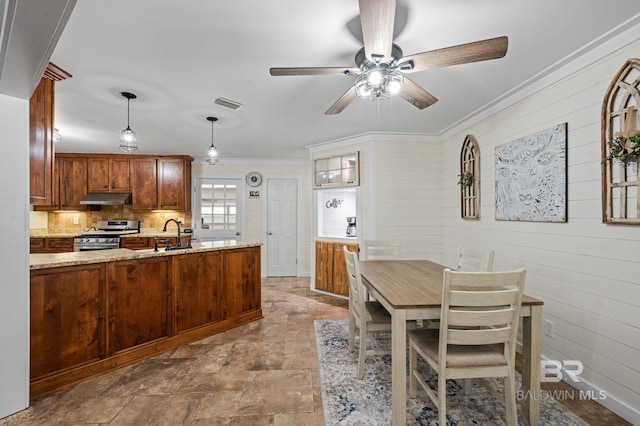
[409,330,506,368]
[363,301,392,324]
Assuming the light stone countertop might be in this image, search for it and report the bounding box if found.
[30,240,261,270]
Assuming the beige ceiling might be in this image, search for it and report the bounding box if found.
[49,0,640,161]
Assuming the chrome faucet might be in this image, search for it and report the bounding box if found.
[162,219,182,248]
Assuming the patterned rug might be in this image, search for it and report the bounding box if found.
[314,319,588,426]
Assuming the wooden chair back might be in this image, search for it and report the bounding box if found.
[456,245,495,272]
[363,239,399,260]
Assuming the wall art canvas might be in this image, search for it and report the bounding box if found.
[495,123,567,222]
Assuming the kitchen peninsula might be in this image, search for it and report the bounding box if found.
[30,241,261,399]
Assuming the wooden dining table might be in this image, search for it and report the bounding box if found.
[359,259,544,426]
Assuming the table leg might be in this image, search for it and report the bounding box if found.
[521,305,542,425]
[391,308,407,425]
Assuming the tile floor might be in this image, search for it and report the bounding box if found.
[0,277,628,425]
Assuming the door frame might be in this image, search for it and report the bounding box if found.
[262,175,303,277]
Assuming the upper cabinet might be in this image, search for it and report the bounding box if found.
[313,152,359,189]
[88,157,130,192]
[158,158,191,211]
[58,156,88,211]
[130,157,157,210]
[29,63,71,205]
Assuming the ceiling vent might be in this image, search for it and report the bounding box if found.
[214,97,243,110]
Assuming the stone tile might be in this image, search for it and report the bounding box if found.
[175,371,248,394]
[100,358,195,397]
[171,342,233,358]
[195,391,243,418]
[109,394,203,425]
[274,412,324,426]
[237,370,313,416]
[220,341,285,372]
[31,396,131,424]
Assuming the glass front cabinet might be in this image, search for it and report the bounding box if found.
[313,152,359,189]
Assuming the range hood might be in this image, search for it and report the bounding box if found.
[79,192,132,205]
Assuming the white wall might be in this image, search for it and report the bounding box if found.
[0,94,30,418]
[192,159,310,276]
[439,38,640,423]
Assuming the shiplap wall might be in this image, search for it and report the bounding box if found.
[439,39,640,422]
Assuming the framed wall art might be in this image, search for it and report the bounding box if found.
[495,123,567,222]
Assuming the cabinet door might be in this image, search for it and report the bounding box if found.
[30,264,106,380]
[29,77,55,205]
[131,158,157,210]
[88,158,110,192]
[157,158,186,210]
[222,247,261,318]
[30,238,45,253]
[314,241,334,293]
[333,243,358,297]
[107,257,170,355]
[110,158,130,191]
[173,251,222,333]
[59,157,88,210]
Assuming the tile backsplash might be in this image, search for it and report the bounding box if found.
[31,206,192,232]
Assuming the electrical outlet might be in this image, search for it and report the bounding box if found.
[544,319,555,338]
[73,216,79,225]
[178,217,185,224]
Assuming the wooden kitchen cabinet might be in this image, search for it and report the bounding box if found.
[315,240,358,296]
[29,63,71,206]
[58,156,88,210]
[158,158,187,210]
[30,237,74,253]
[30,263,106,380]
[107,256,171,355]
[88,157,130,192]
[223,246,261,318]
[173,250,223,333]
[130,157,157,210]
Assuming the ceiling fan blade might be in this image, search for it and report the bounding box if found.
[399,77,438,110]
[325,87,357,115]
[400,36,508,73]
[359,0,396,62]
[270,67,359,76]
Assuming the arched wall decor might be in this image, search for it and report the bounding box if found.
[602,58,640,224]
[460,135,480,219]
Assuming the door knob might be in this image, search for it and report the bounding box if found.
[236,232,240,236]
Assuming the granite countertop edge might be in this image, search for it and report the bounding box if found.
[30,241,261,270]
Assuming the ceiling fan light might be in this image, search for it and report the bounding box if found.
[367,69,384,86]
[387,71,404,95]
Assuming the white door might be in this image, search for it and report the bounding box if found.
[267,178,297,276]
[193,178,245,241]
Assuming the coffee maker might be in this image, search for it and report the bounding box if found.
[346,217,356,237]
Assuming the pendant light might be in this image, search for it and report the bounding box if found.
[119,92,138,152]
[206,116,219,165]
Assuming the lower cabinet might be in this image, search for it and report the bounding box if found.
[30,237,74,253]
[30,264,106,380]
[29,246,261,399]
[315,240,359,297]
[107,257,170,355]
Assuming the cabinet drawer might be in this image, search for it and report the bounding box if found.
[48,238,74,249]
[30,238,45,250]
[120,237,151,249]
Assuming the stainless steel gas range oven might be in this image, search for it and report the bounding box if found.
[73,219,140,251]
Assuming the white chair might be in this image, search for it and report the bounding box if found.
[363,239,399,260]
[457,245,495,272]
[343,246,392,379]
[408,268,526,426]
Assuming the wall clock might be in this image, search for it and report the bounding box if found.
[246,171,263,187]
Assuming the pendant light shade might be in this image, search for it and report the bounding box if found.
[206,116,219,165]
[119,92,138,152]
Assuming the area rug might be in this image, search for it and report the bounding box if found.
[314,319,588,425]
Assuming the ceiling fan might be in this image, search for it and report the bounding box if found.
[269,0,508,115]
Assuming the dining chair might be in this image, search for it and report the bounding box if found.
[457,245,495,272]
[363,239,400,260]
[408,268,526,426]
[343,246,392,379]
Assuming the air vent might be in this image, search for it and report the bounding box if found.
[214,97,243,110]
